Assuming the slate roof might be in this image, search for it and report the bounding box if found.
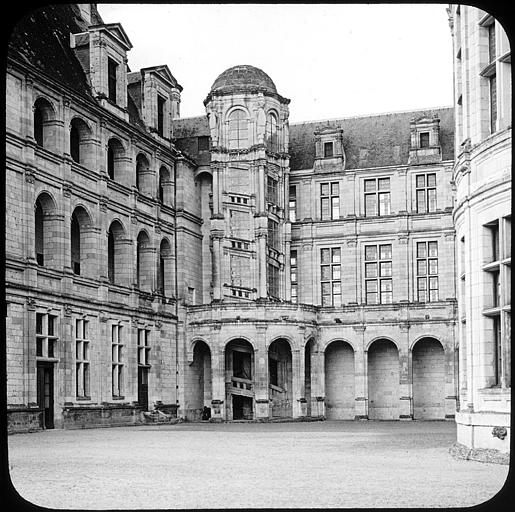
[210,65,277,95]
[8,4,102,98]
[173,116,210,139]
[289,107,454,170]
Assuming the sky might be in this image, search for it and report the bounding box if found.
[98,3,454,123]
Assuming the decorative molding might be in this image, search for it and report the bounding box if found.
[26,298,37,311]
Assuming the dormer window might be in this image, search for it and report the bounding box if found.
[157,94,166,137]
[419,132,430,148]
[324,141,334,158]
[108,58,118,103]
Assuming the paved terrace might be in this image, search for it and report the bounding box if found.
[8,421,509,509]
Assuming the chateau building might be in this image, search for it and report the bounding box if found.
[448,5,511,461]
[7,3,460,431]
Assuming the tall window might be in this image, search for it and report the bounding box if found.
[268,263,279,299]
[157,94,166,137]
[71,211,81,275]
[107,144,115,180]
[35,200,44,265]
[75,319,90,398]
[34,104,44,147]
[419,132,430,148]
[36,312,57,358]
[112,324,123,397]
[321,247,341,306]
[324,141,334,158]
[70,124,80,163]
[290,250,298,303]
[365,244,392,304]
[364,178,390,217]
[108,229,115,284]
[228,109,248,149]
[266,112,278,152]
[482,21,497,134]
[33,98,55,149]
[321,182,340,220]
[416,241,439,302]
[108,58,118,103]
[416,173,437,213]
[268,219,279,249]
[267,176,278,204]
[137,328,151,366]
[289,185,297,222]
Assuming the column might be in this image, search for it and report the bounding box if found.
[254,325,269,419]
[211,233,222,301]
[257,232,267,300]
[353,325,368,419]
[398,323,412,419]
[444,322,459,418]
[310,339,325,418]
[258,163,265,213]
[210,331,225,421]
[292,347,305,418]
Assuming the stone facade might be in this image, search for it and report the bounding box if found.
[7,3,461,431]
[448,5,511,460]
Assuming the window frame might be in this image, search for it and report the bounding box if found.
[320,181,340,221]
[364,243,392,305]
[364,177,391,217]
[320,247,342,307]
[75,318,90,399]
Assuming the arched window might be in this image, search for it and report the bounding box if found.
[136,153,151,194]
[35,200,44,265]
[35,193,60,268]
[107,138,124,181]
[266,112,278,152]
[108,220,127,285]
[158,165,171,204]
[33,98,56,149]
[70,118,91,166]
[136,231,152,291]
[71,206,93,276]
[157,238,172,296]
[228,109,248,149]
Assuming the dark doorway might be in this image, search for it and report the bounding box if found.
[37,362,54,429]
[138,367,149,411]
[232,395,253,420]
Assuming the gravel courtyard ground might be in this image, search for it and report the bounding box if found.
[7,420,510,509]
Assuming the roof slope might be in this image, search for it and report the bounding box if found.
[8,4,103,98]
[289,107,454,170]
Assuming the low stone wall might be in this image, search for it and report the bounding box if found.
[62,404,143,429]
[7,408,43,434]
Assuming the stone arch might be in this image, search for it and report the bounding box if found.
[35,191,59,267]
[157,237,173,297]
[69,117,93,166]
[267,334,297,351]
[268,337,293,418]
[411,336,446,419]
[107,137,125,182]
[71,205,94,276]
[322,337,356,353]
[365,335,399,353]
[265,109,279,152]
[158,165,172,205]
[107,220,128,285]
[136,229,153,292]
[136,152,153,195]
[304,336,316,417]
[324,339,355,419]
[367,338,400,420]
[186,338,213,421]
[33,97,58,149]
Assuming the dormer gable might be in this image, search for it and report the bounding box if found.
[70,22,132,120]
[408,115,442,165]
[313,126,346,173]
[127,65,183,140]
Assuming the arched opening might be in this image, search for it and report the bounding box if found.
[266,111,279,152]
[325,340,355,419]
[304,338,315,417]
[107,138,124,181]
[268,338,293,418]
[33,98,56,149]
[35,193,58,267]
[157,238,173,297]
[107,220,127,285]
[136,230,152,292]
[71,206,93,276]
[70,117,91,167]
[158,165,172,204]
[228,109,248,149]
[186,340,212,421]
[368,339,399,420]
[412,337,446,419]
[225,338,254,420]
[135,153,152,195]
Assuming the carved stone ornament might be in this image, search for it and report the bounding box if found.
[24,169,35,184]
[492,426,507,440]
[64,305,73,317]
[155,320,162,329]
[63,184,71,198]
[27,298,37,311]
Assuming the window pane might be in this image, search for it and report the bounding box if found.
[48,339,54,358]
[417,242,427,258]
[417,277,427,291]
[429,289,439,302]
[333,294,342,307]
[36,313,43,335]
[321,282,331,295]
[332,266,340,280]
[36,338,43,357]
[291,270,297,283]
[416,175,425,188]
[428,242,438,257]
[379,244,392,260]
[365,245,377,261]
[366,292,378,305]
[428,189,437,212]
[380,279,392,292]
[76,341,81,360]
[331,182,339,195]
[366,280,377,293]
[381,291,393,304]
[380,261,392,277]
[427,174,436,187]
[331,197,340,219]
[365,262,377,278]
[364,179,376,192]
[378,178,390,191]
[429,276,438,289]
[332,282,341,295]
[417,260,427,276]
[322,295,332,306]
[321,183,330,196]
[321,248,330,263]
[365,194,376,216]
[332,248,341,263]
[48,316,55,336]
[321,198,330,220]
[378,192,390,215]
[76,320,81,339]
[429,259,438,275]
[417,189,426,213]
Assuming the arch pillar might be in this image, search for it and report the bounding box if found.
[353,326,368,419]
[210,337,225,422]
[311,345,325,418]
[399,324,413,420]
[254,325,269,420]
[292,347,304,418]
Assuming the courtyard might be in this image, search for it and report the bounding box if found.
[8,420,509,509]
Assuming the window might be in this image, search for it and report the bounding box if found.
[324,141,334,158]
[71,211,81,275]
[267,176,278,205]
[198,136,210,151]
[419,132,430,148]
[70,124,80,163]
[266,112,278,152]
[138,329,151,366]
[493,316,502,386]
[108,58,118,103]
[107,221,126,286]
[290,250,298,303]
[35,193,56,268]
[416,241,439,302]
[36,312,58,358]
[490,75,497,134]
[136,231,151,291]
[268,219,279,249]
[268,263,279,299]
[321,247,341,306]
[416,173,437,213]
[364,178,390,217]
[135,153,150,194]
[320,182,340,220]
[112,324,123,397]
[75,319,90,398]
[34,104,44,146]
[488,22,496,64]
[107,145,115,179]
[365,244,392,304]
[289,185,297,222]
[35,200,44,265]
[228,109,248,149]
[269,358,278,386]
[484,21,497,134]
[157,94,166,137]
